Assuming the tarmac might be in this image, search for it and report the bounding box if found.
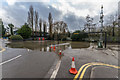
[0,39,119,79]
[56,45,119,79]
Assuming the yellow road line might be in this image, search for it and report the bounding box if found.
[73,63,91,80]
[78,62,120,80]
[0,47,6,53]
[79,65,91,80]
[91,62,120,69]
[73,62,120,80]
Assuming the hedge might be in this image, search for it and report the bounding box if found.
[9,35,23,41]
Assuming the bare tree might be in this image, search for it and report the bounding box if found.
[8,23,14,35]
[39,18,42,37]
[52,21,68,40]
[27,12,31,28]
[48,12,53,39]
[112,13,118,36]
[28,5,34,39]
[43,21,47,37]
[34,10,39,36]
[83,15,96,32]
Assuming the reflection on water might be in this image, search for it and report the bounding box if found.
[6,41,90,52]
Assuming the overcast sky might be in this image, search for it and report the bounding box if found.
[0,0,119,31]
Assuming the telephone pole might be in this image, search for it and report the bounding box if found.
[100,5,104,41]
[98,5,104,48]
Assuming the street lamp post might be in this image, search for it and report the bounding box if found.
[100,5,104,41]
[98,5,104,48]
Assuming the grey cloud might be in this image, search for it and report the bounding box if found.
[2,2,62,27]
[69,2,96,11]
[19,2,62,21]
[3,2,28,27]
[2,2,118,31]
[63,12,86,31]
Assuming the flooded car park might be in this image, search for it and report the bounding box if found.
[5,41,90,51]
[5,41,90,55]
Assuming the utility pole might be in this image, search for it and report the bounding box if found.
[100,5,104,41]
[98,5,104,48]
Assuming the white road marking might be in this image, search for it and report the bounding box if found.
[50,60,61,80]
[0,55,22,65]
[50,43,70,47]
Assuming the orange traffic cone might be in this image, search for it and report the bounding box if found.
[69,57,78,74]
[54,46,55,49]
[53,46,55,51]
[51,45,53,48]
[59,49,62,55]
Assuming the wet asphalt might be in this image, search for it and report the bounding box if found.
[1,39,60,78]
[90,66,118,78]
[1,39,119,79]
[2,48,59,78]
[56,48,119,79]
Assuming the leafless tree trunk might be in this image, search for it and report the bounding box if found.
[48,12,53,39]
[28,5,34,39]
[39,18,42,37]
[43,21,47,37]
[34,11,38,37]
[27,12,31,28]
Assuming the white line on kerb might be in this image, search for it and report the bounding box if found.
[0,55,22,65]
[50,60,61,80]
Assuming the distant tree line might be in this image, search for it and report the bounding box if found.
[27,5,69,40]
[83,14,119,42]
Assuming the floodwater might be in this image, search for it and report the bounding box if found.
[6,41,90,52]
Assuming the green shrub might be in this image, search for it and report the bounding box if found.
[3,34,11,37]
[17,23,32,39]
[71,30,88,41]
[9,35,23,41]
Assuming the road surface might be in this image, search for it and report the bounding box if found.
[0,39,119,80]
[56,48,119,80]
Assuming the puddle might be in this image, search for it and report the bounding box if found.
[5,41,90,52]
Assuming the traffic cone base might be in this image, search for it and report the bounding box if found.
[69,68,78,74]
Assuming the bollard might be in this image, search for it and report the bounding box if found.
[42,38,44,41]
[39,37,41,41]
